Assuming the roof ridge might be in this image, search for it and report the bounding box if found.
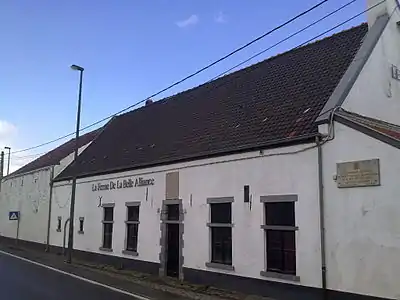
[119,23,368,119]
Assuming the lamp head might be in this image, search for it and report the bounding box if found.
[70,64,84,72]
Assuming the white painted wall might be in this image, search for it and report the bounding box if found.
[0,142,94,245]
[322,123,400,299]
[51,143,322,288]
[343,3,400,125]
[0,168,51,244]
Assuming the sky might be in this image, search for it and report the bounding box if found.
[0,0,368,173]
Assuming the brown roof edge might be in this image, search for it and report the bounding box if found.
[52,116,117,182]
[2,165,54,182]
[53,133,318,183]
[6,128,103,179]
[334,113,400,150]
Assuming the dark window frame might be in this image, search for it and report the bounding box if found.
[102,206,114,250]
[261,195,298,277]
[125,202,140,254]
[78,217,84,233]
[57,216,62,232]
[166,203,180,221]
[207,199,234,267]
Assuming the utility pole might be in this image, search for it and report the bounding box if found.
[66,64,84,264]
[0,151,4,192]
[5,147,11,175]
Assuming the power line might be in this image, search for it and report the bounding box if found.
[10,0,329,155]
[212,0,386,82]
[294,0,386,48]
[209,0,359,81]
[216,0,386,121]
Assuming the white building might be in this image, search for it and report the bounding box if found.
[1,1,400,299]
[0,129,100,248]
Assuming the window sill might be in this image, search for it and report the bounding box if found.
[205,262,235,271]
[77,231,84,235]
[207,223,234,228]
[99,247,113,253]
[260,271,300,282]
[122,250,138,256]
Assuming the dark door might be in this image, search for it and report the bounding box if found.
[166,223,179,277]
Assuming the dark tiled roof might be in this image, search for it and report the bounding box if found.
[56,24,368,181]
[336,109,400,148]
[10,128,102,177]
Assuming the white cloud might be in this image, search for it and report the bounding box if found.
[0,120,17,141]
[214,12,227,24]
[176,14,199,28]
[0,120,45,175]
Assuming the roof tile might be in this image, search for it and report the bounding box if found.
[57,24,368,180]
[10,129,101,177]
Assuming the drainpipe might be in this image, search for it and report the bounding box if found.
[316,136,327,298]
[45,165,55,252]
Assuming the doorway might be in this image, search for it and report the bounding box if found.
[166,223,180,277]
[159,199,184,279]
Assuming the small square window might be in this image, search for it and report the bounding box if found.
[167,204,180,221]
[265,202,295,226]
[210,203,231,224]
[127,206,139,222]
[104,207,114,222]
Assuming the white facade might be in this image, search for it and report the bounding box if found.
[324,4,400,297]
[1,2,399,299]
[0,168,51,244]
[50,143,323,288]
[0,143,93,245]
[322,123,400,299]
[343,1,400,125]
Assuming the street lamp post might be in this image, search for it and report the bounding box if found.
[66,64,84,264]
[4,147,11,175]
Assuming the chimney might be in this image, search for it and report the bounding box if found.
[367,0,397,28]
[145,98,153,106]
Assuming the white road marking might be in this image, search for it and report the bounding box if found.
[0,250,151,300]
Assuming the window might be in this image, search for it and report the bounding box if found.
[102,206,114,250]
[167,204,180,221]
[78,217,84,233]
[57,216,62,232]
[125,204,140,253]
[263,200,297,275]
[209,202,232,266]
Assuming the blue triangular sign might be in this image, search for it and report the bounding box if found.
[10,213,18,220]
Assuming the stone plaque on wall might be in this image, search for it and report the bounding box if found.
[336,159,380,188]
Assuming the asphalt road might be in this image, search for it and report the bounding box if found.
[0,251,146,300]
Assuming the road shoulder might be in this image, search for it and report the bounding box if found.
[0,243,273,300]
